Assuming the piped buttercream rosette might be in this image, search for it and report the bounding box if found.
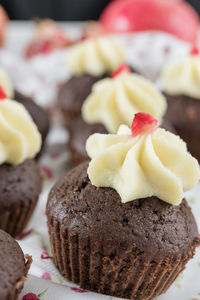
[68,36,126,76]
[86,113,200,205]
[0,87,41,165]
[82,70,167,133]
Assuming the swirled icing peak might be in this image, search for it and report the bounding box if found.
[82,72,167,133]
[68,36,126,76]
[0,67,14,99]
[162,56,200,99]
[0,98,41,165]
[86,113,200,205]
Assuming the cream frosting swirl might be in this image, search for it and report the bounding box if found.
[82,73,167,133]
[68,36,126,76]
[0,68,14,99]
[162,56,200,99]
[86,125,200,205]
[0,99,41,165]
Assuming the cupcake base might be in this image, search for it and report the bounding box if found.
[0,159,41,237]
[48,217,196,299]
[0,196,38,238]
[47,162,198,299]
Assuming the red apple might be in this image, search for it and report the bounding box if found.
[100,0,199,44]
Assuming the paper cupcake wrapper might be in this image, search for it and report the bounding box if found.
[0,197,39,237]
[48,216,196,300]
[14,255,32,300]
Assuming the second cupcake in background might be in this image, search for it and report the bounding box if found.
[58,36,128,127]
[161,50,200,161]
[68,65,174,165]
[0,87,42,237]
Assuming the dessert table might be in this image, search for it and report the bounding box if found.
[2,21,200,300]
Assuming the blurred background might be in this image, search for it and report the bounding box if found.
[0,0,199,20]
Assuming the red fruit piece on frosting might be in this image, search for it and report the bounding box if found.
[0,85,6,100]
[111,64,131,78]
[190,45,199,56]
[131,113,158,137]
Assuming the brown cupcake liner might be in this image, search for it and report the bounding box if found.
[0,197,39,238]
[14,255,32,300]
[48,216,197,300]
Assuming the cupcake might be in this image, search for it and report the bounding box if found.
[0,67,50,157]
[68,66,173,165]
[0,229,32,300]
[161,51,200,161]
[47,113,199,299]
[0,88,42,237]
[58,36,127,127]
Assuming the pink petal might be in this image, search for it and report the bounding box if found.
[41,249,52,259]
[22,293,40,300]
[41,272,52,280]
[40,166,54,180]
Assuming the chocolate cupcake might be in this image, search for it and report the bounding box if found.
[68,67,172,165]
[0,229,32,300]
[0,67,50,157]
[161,54,200,161]
[58,36,127,127]
[47,113,200,299]
[58,74,105,127]
[0,92,42,237]
[14,91,50,157]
